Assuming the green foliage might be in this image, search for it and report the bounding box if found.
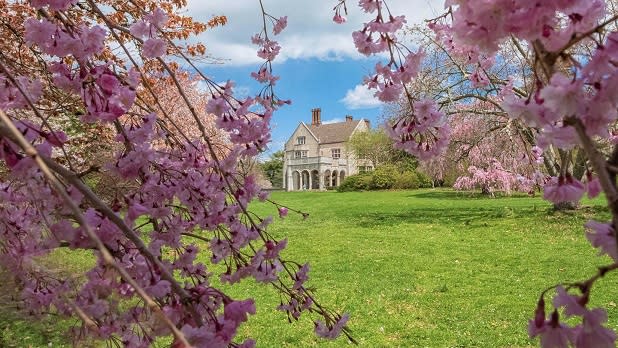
[338,165,432,191]
[371,164,399,189]
[347,128,393,168]
[336,173,373,192]
[415,171,433,188]
[348,129,417,168]
[392,171,420,189]
[260,150,284,188]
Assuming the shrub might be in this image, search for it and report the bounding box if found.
[371,164,399,189]
[338,167,431,191]
[393,171,420,189]
[415,171,433,188]
[337,173,373,192]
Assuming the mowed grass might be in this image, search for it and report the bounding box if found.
[222,189,617,347]
[2,189,618,347]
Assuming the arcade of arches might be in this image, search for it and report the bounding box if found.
[286,169,346,190]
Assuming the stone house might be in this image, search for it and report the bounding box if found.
[282,108,372,191]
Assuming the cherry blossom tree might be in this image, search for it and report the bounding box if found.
[449,107,541,195]
[0,1,351,347]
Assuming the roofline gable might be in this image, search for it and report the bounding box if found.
[299,122,319,142]
[285,122,319,147]
[345,119,366,141]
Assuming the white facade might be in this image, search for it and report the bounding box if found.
[282,108,371,191]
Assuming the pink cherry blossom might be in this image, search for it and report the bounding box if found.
[333,13,347,24]
[256,39,281,61]
[278,207,288,218]
[145,8,169,29]
[584,220,617,261]
[142,38,167,58]
[543,174,585,204]
[575,309,616,348]
[315,313,350,339]
[30,0,77,11]
[553,286,587,317]
[130,20,151,38]
[273,16,287,35]
[539,74,583,117]
[358,0,379,13]
[586,175,602,198]
[224,299,256,324]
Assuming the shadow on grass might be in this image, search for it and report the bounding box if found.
[351,206,548,228]
[408,190,536,200]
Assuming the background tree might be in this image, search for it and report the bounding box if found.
[383,23,604,198]
[348,127,418,170]
[260,150,284,188]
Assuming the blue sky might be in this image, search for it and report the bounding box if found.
[202,58,384,153]
[186,0,443,155]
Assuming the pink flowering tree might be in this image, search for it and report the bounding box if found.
[380,23,594,197]
[0,0,353,347]
[449,107,542,195]
[335,0,618,346]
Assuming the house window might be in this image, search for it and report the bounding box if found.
[331,148,341,159]
[358,166,373,173]
[296,136,306,145]
[295,150,307,159]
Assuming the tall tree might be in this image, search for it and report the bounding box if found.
[348,128,417,170]
[261,150,284,188]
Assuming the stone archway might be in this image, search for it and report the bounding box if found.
[323,170,331,189]
[292,171,301,191]
[339,171,346,185]
[301,170,311,190]
[331,170,338,187]
[311,170,319,190]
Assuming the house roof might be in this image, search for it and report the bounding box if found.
[307,120,363,144]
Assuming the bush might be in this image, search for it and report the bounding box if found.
[371,164,398,189]
[393,171,420,189]
[337,173,373,192]
[338,166,432,191]
[415,171,433,188]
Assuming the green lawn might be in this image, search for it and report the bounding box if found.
[2,189,617,347]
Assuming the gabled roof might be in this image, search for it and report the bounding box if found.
[308,120,363,144]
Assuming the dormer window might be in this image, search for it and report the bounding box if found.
[331,148,341,159]
[297,136,306,145]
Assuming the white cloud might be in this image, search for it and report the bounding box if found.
[340,84,382,110]
[322,118,344,124]
[185,0,443,66]
[195,80,251,98]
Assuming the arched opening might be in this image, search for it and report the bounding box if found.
[323,170,331,189]
[292,171,301,191]
[331,170,338,187]
[301,170,310,190]
[311,170,319,190]
[339,171,346,184]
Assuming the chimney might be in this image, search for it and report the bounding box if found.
[364,119,371,128]
[345,115,353,122]
[311,108,321,126]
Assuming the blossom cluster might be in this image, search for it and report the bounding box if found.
[336,0,450,160]
[434,0,618,346]
[0,0,346,346]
